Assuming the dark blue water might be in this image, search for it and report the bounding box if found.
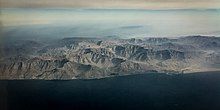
[1,72,220,110]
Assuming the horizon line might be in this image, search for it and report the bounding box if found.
[1,7,220,11]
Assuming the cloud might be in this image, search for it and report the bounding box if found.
[0,0,220,9]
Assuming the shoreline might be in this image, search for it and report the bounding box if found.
[0,71,219,81]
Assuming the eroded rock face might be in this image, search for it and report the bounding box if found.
[113,45,185,61]
[1,36,220,79]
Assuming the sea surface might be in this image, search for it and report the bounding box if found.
[1,72,220,110]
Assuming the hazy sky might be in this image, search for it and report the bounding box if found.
[1,1,220,38]
[1,0,220,9]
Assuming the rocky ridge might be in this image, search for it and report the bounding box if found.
[0,36,220,79]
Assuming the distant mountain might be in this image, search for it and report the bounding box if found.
[1,36,220,79]
[179,35,220,49]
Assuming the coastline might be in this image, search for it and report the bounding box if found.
[0,71,219,81]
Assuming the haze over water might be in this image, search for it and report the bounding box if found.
[1,8,220,39]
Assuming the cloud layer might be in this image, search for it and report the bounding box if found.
[1,0,220,9]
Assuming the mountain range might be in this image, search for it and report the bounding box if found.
[0,35,220,79]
